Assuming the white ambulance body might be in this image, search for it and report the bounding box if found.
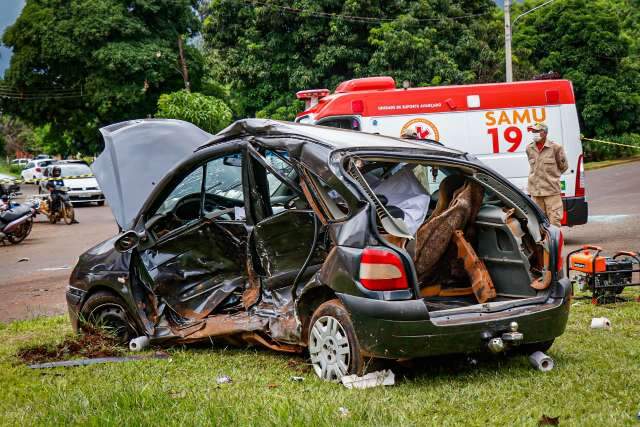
[295,76,588,226]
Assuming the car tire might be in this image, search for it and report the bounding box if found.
[308,299,364,381]
[97,200,105,206]
[80,291,140,344]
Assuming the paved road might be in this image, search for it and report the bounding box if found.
[0,185,117,322]
[0,161,639,322]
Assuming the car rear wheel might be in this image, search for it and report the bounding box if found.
[308,299,363,381]
[80,291,139,344]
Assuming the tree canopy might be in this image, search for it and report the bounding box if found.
[156,90,233,134]
[200,0,502,119]
[1,0,203,154]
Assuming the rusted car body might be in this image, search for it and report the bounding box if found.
[67,119,570,381]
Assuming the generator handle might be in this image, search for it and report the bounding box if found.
[612,251,640,264]
[582,244,603,251]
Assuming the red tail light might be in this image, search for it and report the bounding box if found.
[359,248,408,291]
[575,154,585,197]
[557,230,564,272]
[35,167,42,172]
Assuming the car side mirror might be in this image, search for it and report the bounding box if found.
[114,230,140,252]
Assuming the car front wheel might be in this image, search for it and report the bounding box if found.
[80,291,140,344]
[308,299,363,381]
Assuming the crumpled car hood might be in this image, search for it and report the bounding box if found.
[93,119,212,229]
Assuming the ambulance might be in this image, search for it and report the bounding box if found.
[295,76,588,226]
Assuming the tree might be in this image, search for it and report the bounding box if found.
[156,90,233,134]
[200,0,502,120]
[512,0,640,137]
[1,0,203,153]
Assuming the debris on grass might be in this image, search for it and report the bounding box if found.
[290,376,305,382]
[216,375,233,385]
[287,358,310,373]
[267,383,279,389]
[129,336,150,352]
[17,325,122,365]
[529,351,555,372]
[590,317,612,330]
[338,407,350,418]
[538,414,560,425]
[341,369,395,389]
[27,352,170,369]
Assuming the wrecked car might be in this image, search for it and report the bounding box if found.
[67,118,570,381]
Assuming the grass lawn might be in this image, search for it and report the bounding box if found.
[1,295,639,426]
[0,160,17,177]
[585,155,640,171]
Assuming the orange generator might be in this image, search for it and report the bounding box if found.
[567,245,640,304]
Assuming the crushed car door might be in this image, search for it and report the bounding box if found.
[247,146,327,291]
[135,153,248,320]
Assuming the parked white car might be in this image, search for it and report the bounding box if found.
[20,159,55,182]
[39,162,104,205]
[10,158,31,168]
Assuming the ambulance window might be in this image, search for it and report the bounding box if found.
[318,117,360,131]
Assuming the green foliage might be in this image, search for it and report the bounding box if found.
[582,134,640,162]
[1,0,203,153]
[512,0,640,141]
[156,90,233,134]
[8,164,23,174]
[200,0,502,118]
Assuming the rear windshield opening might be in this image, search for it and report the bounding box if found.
[347,158,549,312]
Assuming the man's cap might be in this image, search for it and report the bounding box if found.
[527,122,548,132]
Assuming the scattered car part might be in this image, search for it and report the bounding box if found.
[216,375,233,384]
[529,351,554,372]
[341,369,395,389]
[27,352,169,369]
[590,317,612,330]
[129,336,150,351]
[567,245,640,304]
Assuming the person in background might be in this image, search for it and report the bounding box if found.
[526,122,568,226]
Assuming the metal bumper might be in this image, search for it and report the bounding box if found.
[67,190,104,203]
[337,279,571,359]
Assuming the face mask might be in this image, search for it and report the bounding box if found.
[532,133,543,143]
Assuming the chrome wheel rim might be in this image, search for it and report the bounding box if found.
[309,315,350,381]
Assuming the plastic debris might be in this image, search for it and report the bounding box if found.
[590,317,611,330]
[341,369,395,389]
[17,257,29,263]
[538,414,560,425]
[529,351,554,372]
[216,375,233,385]
[129,336,150,352]
[338,407,350,418]
[290,376,305,382]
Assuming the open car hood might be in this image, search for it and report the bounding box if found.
[93,119,213,229]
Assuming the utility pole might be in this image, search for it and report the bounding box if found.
[504,0,513,82]
[177,35,191,92]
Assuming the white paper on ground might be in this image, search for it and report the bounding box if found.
[341,369,395,389]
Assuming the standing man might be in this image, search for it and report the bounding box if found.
[526,122,568,226]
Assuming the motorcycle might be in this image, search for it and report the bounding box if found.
[33,186,75,225]
[0,195,35,245]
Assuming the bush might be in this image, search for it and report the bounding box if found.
[9,164,23,175]
[583,133,640,162]
[156,90,233,134]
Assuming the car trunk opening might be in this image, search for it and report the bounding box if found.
[344,155,555,314]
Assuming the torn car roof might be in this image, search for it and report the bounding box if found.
[199,119,464,155]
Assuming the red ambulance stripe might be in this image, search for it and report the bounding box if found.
[298,80,575,120]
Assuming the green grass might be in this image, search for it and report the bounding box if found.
[1,297,639,426]
[0,160,17,177]
[585,155,640,171]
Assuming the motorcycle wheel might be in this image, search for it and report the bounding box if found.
[8,217,33,244]
[63,202,75,225]
[49,213,58,224]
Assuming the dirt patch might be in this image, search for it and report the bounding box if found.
[287,357,311,373]
[16,326,123,364]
